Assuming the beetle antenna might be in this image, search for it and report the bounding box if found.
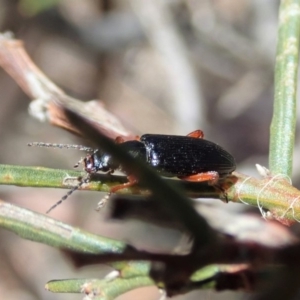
[74,157,84,168]
[28,142,94,152]
[46,174,91,214]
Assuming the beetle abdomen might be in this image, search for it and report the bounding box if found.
[141,134,235,177]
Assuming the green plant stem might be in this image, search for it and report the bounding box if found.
[0,200,152,276]
[0,164,121,191]
[0,164,219,197]
[0,200,125,253]
[46,265,219,297]
[46,277,154,299]
[269,0,300,176]
[2,164,300,223]
[228,172,300,223]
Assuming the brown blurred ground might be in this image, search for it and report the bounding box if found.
[0,0,284,299]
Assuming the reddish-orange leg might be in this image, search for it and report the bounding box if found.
[115,136,125,144]
[180,171,219,185]
[96,175,138,210]
[115,135,140,143]
[184,131,226,196]
[187,130,204,139]
[110,175,138,193]
[180,171,229,202]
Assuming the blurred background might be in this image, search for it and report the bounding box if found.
[0,0,288,299]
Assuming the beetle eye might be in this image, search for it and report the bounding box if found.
[84,155,96,173]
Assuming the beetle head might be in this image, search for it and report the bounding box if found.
[84,151,115,174]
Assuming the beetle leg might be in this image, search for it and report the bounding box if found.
[115,136,125,144]
[96,175,138,211]
[115,135,141,143]
[186,130,204,139]
[180,171,219,185]
[181,172,230,203]
[110,175,138,193]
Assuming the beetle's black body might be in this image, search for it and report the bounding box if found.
[140,134,235,177]
[29,130,236,213]
[86,133,236,179]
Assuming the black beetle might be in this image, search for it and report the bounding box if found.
[29,130,235,213]
[83,130,236,193]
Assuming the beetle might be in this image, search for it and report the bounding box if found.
[29,130,235,213]
[83,130,236,194]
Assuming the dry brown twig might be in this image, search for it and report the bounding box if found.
[0,31,133,140]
